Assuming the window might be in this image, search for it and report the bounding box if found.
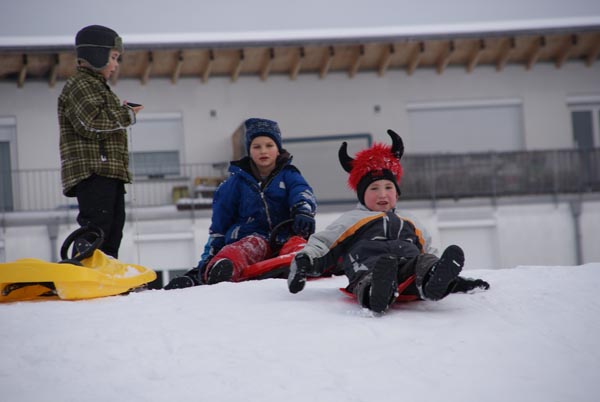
[283,134,372,204]
[129,113,184,178]
[407,99,525,154]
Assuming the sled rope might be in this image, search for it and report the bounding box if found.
[128,125,142,265]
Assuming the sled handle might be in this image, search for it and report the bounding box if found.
[60,225,104,262]
[268,218,310,254]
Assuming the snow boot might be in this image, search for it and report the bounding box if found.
[288,254,310,294]
[206,258,235,284]
[369,255,399,313]
[354,255,398,313]
[422,245,464,301]
[163,267,201,290]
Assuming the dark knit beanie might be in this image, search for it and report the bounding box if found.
[244,118,283,153]
[75,25,123,70]
[355,169,401,205]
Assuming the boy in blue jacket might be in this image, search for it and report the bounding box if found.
[165,118,316,288]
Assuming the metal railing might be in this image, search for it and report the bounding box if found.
[400,148,600,201]
[0,162,227,212]
[1,149,599,212]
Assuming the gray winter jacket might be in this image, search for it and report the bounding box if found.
[297,203,436,283]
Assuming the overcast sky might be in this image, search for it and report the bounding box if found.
[2,0,600,46]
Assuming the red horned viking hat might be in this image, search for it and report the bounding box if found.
[338,129,404,204]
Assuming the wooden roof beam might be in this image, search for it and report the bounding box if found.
[290,47,304,80]
[141,51,153,85]
[407,42,425,75]
[231,49,244,82]
[585,34,600,67]
[171,51,184,84]
[526,36,545,70]
[349,45,364,78]
[319,46,334,79]
[17,54,28,88]
[260,48,275,81]
[496,37,515,71]
[378,44,395,76]
[466,39,485,73]
[202,49,214,83]
[436,40,455,74]
[555,35,577,68]
[48,54,59,88]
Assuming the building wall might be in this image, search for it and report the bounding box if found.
[1,199,598,272]
[1,62,599,172]
[1,61,599,274]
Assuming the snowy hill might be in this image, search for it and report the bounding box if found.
[1,264,599,402]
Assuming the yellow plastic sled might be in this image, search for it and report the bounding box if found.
[0,226,156,302]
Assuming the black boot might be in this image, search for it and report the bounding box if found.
[288,254,310,294]
[206,258,235,284]
[369,255,399,313]
[163,267,202,290]
[354,255,398,314]
[422,245,464,301]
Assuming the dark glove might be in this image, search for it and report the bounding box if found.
[450,276,490,293]
[292,213,315,237]
[208,236,225,256]
[288,254,312,294]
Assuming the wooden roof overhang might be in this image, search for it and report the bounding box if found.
[1,25,599,87]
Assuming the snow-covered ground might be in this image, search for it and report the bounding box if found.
[1,263,599,402]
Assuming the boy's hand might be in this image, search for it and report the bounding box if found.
[450,276,490,293]
[124,101,144,114]
[292,213,315,237]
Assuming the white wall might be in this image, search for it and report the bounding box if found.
[1,199,598,271]
[1,62,599,172]
[1,61,599,274]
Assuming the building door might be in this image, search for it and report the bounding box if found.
[571,105,600,190]
[572,110,596,150]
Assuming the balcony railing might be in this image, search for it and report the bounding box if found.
[399,148,600,200]
[1,149,599,212]
[0,162,228,212]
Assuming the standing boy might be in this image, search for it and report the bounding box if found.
[58,25,143,258]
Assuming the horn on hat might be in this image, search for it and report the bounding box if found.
[338,141,354,173]
[387,129,404,160]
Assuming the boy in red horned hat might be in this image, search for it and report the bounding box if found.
[287,130,489,314]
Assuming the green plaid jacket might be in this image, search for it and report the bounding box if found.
[58,67,135,197]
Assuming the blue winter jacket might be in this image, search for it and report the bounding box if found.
[199,153,316,263]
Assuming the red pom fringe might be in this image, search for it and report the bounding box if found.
[348,143,403,190]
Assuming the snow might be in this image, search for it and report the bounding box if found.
[2,264,600,402]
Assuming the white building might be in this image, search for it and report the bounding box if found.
[1,1,600,285]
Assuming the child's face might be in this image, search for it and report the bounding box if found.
[249,136,279,175]
[363,179,398,212]
[100,49,121,80]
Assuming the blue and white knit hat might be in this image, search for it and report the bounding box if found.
[244,118,283,153]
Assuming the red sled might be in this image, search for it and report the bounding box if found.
[238,234,307,281]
